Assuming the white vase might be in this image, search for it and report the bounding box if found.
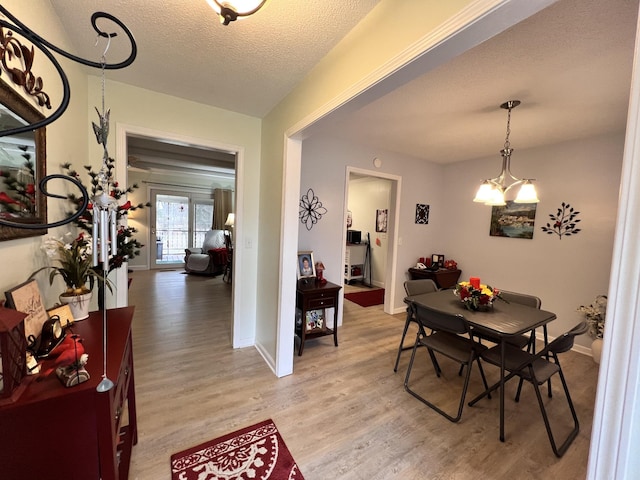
[591,338,603,364]
[59,291,93,321]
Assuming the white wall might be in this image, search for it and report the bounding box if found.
[301,132,621,350]
[443,132,622,348]
[300,135,445,319]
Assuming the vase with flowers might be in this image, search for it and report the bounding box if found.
[454,281,502,311]
[31,232,104,320]
[577,294,607,363]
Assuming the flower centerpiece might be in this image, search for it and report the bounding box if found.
[455,281,502,311]
[577,295,607,340]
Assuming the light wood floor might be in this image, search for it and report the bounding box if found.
[128,270,598,479]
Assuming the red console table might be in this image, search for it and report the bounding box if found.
[0,307,137,480]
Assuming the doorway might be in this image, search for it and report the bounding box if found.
[150,189,214,268]
[344,167,401,316]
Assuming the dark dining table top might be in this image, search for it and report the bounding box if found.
[406,290,557,337]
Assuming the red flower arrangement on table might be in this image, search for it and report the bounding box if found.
[455,280,502,311]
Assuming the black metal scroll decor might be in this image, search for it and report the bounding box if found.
[540,202,581,239]
[299,188,327,231]
[0,6,136,231]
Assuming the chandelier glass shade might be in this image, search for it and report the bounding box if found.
[206,0,268,25]
[473,100,539,206]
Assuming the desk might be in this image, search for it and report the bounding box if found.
[408,268,461,289]
[407,290,556,441]
[0,307,137,479]
[296,279,341,356]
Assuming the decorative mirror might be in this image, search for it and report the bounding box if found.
[0,77,47,241]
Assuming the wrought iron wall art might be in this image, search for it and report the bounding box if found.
[540,202,581,239]
[0,6,136,234]
[415,204,429,224]
[299,188,327,230]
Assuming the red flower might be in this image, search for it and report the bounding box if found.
[25,184,35,194]
[0,192,20,205]
[87,203,94,210]
[119,200,132,211]
[459,288,470,300]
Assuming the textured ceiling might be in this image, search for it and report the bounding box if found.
[50,0,381,118]
[48,0,639,166]
[307,0,639,164]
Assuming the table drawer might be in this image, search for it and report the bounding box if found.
[308,296,335,309]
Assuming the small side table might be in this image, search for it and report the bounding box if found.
[295,279,341,356]
[408,268,461,289]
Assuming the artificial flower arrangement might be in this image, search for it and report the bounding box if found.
[61,157,150,274]
[577,294,607,339]
[454,281,502,311]
[31,232,102,296]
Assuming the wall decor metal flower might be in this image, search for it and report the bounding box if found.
[299,188,327,230]
[540,202,581,239]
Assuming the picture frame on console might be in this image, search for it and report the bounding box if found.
[297,251,316,279]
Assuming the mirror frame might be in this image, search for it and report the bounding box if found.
[0,77,47,241]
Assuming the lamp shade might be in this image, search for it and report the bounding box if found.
[225,213,235,227]
[514,181,539,203]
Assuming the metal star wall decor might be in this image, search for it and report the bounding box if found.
[299,188,327,230]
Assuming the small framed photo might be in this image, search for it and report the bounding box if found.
[306,309,325,331]
[431,254,445,268]
[5,279,48,341]
[297,251,316,279]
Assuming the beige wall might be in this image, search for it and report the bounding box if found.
[0,0,88,309]
[86,77,261,346]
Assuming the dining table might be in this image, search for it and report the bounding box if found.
[406,289,557,441]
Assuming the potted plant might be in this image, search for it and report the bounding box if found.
[31,232,104,320]
[577,294,607,364]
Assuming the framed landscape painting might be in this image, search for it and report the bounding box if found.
[490,201,537,239]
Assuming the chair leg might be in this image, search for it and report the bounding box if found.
[405,347,479,423]
[394,313,413,372]
[530,366,580,457]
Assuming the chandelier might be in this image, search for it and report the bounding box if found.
[473,100,539,206]
[206,0,268,25]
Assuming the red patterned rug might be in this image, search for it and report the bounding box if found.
[344,288,385,307]
[170,419,304,480]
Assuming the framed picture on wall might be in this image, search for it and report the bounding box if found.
[297,251,316,279]
[376,209,388,233]
[489,201,537,239]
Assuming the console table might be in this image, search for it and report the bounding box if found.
[295,279,341,356]
[408,268,461,289]
[0,307,137,480]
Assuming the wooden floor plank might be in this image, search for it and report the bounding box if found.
[128,270,597,479]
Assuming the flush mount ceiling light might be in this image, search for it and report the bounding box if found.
[473,100,539,206]
[206,0,268,25]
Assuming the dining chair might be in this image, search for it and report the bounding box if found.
[478,321,588,457]
[394,279,438,372]
[404,302,490,422]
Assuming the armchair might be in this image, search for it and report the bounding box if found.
[184,229,227,275]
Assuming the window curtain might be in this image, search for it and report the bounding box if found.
[213,188,233,230]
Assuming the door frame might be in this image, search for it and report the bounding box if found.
[344,167,402,315]
[115,122,244,346]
